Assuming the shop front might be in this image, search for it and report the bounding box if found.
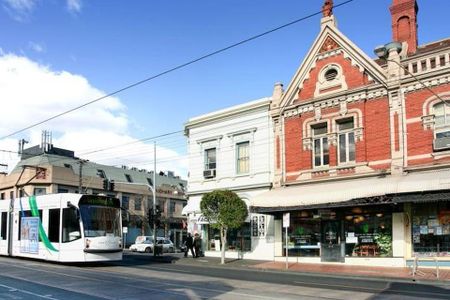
[283,206,395,263]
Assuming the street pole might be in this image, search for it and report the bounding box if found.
[153,141,157,257]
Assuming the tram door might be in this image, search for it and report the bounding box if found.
[321,220,343,262]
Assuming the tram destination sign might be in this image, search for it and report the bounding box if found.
[79,196,120,208]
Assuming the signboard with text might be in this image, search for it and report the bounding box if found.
[283,213,290,228]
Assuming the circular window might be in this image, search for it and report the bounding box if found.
[324,68,338,81]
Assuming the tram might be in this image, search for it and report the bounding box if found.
[0,193,122,262]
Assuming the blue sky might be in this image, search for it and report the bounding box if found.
[0,0,448,176]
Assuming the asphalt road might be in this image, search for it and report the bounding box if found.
[0,253,448,300]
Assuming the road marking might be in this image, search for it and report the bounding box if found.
[0,284,60,300]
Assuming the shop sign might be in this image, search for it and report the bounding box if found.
[283,213,290,228]
[358,234,374,244]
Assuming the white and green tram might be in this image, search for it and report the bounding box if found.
[0,193,123,262]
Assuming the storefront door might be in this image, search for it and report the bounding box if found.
[321,220,343,262]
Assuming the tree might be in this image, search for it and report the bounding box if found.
[200,190,248,264]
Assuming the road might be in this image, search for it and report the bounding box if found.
[0,253,448,300]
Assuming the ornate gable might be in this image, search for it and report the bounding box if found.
[275,16,387,113]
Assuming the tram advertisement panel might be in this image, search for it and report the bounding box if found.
[20,217,39,254]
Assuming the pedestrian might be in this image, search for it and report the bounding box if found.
[194,233,201,258]
[184,233,195,258]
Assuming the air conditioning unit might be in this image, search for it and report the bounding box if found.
[433,137,450,151]
[203,169,216,179]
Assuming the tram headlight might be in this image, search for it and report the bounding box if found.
[85,239,91,249]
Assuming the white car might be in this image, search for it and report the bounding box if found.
[129,238,175,253]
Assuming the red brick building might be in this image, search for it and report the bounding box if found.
[253,0,450,267]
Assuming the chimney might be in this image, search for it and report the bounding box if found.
[390,0,418,55]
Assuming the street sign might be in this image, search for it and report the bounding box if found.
[283,213,290,228]
[122,227,128,234]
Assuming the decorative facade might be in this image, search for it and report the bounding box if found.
[251,0,450,266]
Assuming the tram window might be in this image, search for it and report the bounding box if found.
[18,210,42,240]
[48,209,60,243]
[1,212,7,240]
[62,207,81,243]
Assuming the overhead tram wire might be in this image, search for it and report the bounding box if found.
[0,0,356,141]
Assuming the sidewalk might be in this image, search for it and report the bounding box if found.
[170,254,450,283]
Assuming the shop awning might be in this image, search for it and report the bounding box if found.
[251,169,450,213]
[182,198,201,215]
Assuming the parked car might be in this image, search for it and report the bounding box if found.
[129,237,175,253]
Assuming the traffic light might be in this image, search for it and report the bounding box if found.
[147,208,154,226]
[102,179,108,190]
[109,180,115,192]
[154,205,162,228]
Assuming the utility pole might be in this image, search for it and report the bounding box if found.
[153,141,157,257]
[78,159,87,194]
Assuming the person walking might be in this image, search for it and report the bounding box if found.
[194,233,201,258]
[184,233,195,258]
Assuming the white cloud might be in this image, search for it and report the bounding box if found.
[66,0,81,14]
[0,52,188,177]
[28,41,45,53]
[2,0,38,21]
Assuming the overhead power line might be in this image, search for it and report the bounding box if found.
[0,0,355,141]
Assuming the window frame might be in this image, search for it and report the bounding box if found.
[433,102,450,139]
[336,118,356,165]
[204,148,216,171]
[312,123,329,168]
[236,141,250,175]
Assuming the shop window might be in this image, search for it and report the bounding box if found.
[312,123,329,167]
[412,202,450,256]
[236,141,250,174]
[283,211,321,257]
[344,207,392,257]
[337,118,355,164]
[208,224,251,252]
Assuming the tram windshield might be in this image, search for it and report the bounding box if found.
[79,196,121,238]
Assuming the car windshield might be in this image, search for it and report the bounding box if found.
[80,205,121,237]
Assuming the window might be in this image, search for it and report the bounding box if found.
[64,164,72,170]
[97,169,106,179]
[205,148,216,170]
[251,215,266,237]
[312,123,329,167]
[1,212,7,240]
[204,148,216,178]
[169,201,176,214]
[10,191,14,200]
[337,118,355,164]
[125,174,133,183]
[325,68,338,81]
[62,207,81,243]
[48,208,60,243]
[58,188,69,193]
[134,197,142,211]
[122,195,129,210]
[33,188,46,196]
[1,193,4,200]
[432,102,450,150]
[236,141,250,174]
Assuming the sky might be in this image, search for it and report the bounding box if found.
[0,0,448,177]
